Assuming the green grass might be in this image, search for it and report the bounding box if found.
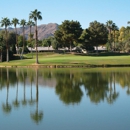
[1,52,130,67]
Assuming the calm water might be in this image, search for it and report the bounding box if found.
[0,67,130,130]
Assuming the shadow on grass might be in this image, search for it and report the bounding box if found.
[74,52,130,57]
[12,55,33,60]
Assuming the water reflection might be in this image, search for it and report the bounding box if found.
[83,72,109,104]
[28,70,35,106]
[0,68,130,124]
[107,73,119,104]
[30,69,43,124]
[55,70,83,105]
[12,79,20,108]
[2,68,12,114]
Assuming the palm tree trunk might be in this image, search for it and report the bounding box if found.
[109,29,112,51]
[29,26,31,41]
[35,21,39,64]
[114,30,115,52]
[5,28,9,62]
[0,50,2,62]
[29,26,33,59]
[15,27,19,55]
[70,43,72,52]
[21,26,25,59]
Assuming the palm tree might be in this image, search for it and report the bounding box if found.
[27,20,35,58]
[112,23,119,51]
[106,20,113,50]
[29,9,42,64]
[12,18,19,55]
[0,17,11,62]
[27,20,35,41]
[20,19,26,59]
[0,35,4,62]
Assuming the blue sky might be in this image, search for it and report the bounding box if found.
[0,0,130,29]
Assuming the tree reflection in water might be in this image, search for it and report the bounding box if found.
[1,68,130,123]
[83,72,109,104]
[12,68,20,108]
[107,72,119,104]
[2,68,12,114]
[55,70,83,105]
[28,70,35,106]
[21,69,27,106]
[30,69,43,124]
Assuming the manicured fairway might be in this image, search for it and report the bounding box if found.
[0,53,130,67]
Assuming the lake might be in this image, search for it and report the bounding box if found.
[0,67,130,130]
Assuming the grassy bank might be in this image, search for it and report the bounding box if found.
[0,52,130,67]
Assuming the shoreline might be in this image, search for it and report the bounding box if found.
[1,64,130,68]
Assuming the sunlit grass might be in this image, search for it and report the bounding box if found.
[0,53,130,66]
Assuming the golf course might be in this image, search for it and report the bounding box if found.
[0,52,130,67]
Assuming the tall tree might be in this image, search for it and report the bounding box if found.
[111,23,119,51]
[27,20,35,57]
[0,17,11,62]
[20,19,26,59]
[42,37,52,50]
[50,37,60,50]
[0,35,4,62]
[12,18,19,54]
[27,20,35,41]
[106,20,114,50]
[117,26,130,52]
[79,29,94,51]
[55,20,82,52]
[118,27,126,42]
[54,29,63,49]
[29,9,42,64]
[88,21,108,52]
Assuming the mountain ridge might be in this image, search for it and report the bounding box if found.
[0,23,59,40]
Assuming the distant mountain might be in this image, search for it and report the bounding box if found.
[0,23,59,40]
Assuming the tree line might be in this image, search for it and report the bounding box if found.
[44,20,130,53]
[0,10,130,63]
[0,9,42,63]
